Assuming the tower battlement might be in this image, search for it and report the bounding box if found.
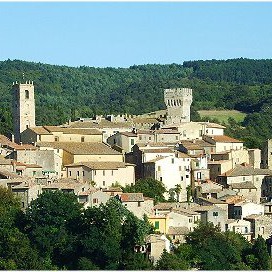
[164,88,193,125]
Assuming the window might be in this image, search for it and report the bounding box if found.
[103,181,106,186]
[179,166,182,171]
[77,171,80,177]
[189,218,192,223]
[186,175,189,178]
[243,177,246,181]
[69,171,71,176]
[93,198,98,204]
[158,166,161,171]
[176,136,179,140]
[154,221,160,229]
[54,136,59,142]
[245,227,248,233]
[138,201,141,207]
[22,202,25,208]
[171,158,174,164]
[160,177,162,182]
[25,90,29,99]
[94,170,96,175]
[82,171,85,176]
[131,139,135,145]
[103,170,105,176]
[213,212,218,217]
[181,176,184,181]
[139,136,142,140]
[81,136,85,142]
[112,170,114,176]
[26,125,29,129]
[32,171,36,176]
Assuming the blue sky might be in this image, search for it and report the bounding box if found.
[0,2,272,68]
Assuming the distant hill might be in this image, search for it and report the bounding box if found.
[1,58,272,148]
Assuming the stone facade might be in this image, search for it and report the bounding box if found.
[164,88,192,125]
[12,82,35,143]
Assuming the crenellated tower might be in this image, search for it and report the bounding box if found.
[164,88,193,125]
[12,81,35,143]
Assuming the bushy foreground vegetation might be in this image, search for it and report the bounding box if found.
[0,187,271,270]
[1,58,272,147]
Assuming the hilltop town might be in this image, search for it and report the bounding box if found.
[1,81,272,268]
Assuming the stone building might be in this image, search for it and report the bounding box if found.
[12,81,35,143]
[164,88,193,125]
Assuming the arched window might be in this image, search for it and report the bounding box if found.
[25,90,29,99]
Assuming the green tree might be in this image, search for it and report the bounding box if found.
[24,190,83,269]
[123,178,167,203]
[251,235,270,270]
[156,249,189,270]
[0,187,43,270]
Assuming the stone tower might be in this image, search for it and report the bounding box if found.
[164,88,193,125]
[12,81,35,143]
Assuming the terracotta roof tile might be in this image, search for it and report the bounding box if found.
[66,161,134,169]
[37,142,122,155]
[120,193,144,202]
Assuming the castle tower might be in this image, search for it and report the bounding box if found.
[164,88,193,125]
[12,81,35,143]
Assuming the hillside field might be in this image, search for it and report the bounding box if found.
[197,110,247,124]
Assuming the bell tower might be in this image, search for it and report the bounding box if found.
[12,81,35,143]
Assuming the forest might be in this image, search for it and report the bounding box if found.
[0,187,271,270]
[1,58,272,148]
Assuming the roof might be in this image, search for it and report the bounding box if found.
[176,152,192,159]
[29,126,51,135]
[244,214,272,221]
[0,169,21,179]
[29,126,102,135]
[179,142,204,150]
[0,156,12,165]
[120,193,144,202]
[154,202,178,210]
[191,205,223,212]
[43,126,102,135]
[37,142,122,155]
[172,207,200,216]
[197,181,224,193]
[65,161,134,170]
[137,142,169,148]
[168,226,189,235]
[68,119,132,129]
[220,165,272,177]
[198,122,226,129]
[209,135,242,143]
[120,131,138,137]
[230,182,257,190]
[0,134,36,150]
[145,156,167,163]
[103,187,123,192]
[197,196,226,204]
[43,181,86,190]
[25,163,43,169]
[180,139,214,148]
[143,148,174,154]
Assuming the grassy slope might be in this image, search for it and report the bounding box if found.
[197,110,247,124]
